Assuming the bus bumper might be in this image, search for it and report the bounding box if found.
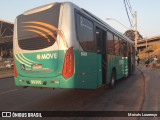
[14,75,76,89]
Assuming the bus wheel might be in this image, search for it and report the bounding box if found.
[109,70,116,88]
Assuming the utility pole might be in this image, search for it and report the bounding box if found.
[0,21,2,57]
[145,37,148,49]
[134,11,138,53]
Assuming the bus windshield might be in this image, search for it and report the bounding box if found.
[17,3,61,50]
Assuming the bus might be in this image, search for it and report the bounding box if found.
[13,2,135,89]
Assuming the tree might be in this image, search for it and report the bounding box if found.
[124,30,143,41]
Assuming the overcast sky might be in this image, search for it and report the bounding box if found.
[1,0,160,38]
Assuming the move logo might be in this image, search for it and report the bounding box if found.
[37,53,58,60]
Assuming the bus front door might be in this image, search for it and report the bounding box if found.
[96,27,106,87]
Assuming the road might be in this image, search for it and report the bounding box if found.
[0,68,146,120]
[138,65,160,120]
[140,66,160,111]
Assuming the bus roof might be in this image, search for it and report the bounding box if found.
[81,9,134,45]
[63,2,134,45]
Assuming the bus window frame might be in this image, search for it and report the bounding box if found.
[74,9,96,52]
[106,31,115,55]
[114,35,120,56]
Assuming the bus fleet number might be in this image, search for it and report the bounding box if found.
[81,52,87,56]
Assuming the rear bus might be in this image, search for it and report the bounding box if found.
[14,3,77,89]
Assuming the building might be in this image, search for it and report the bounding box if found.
[0,20,14,58]
[137,36,160,51]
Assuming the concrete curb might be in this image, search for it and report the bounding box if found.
[0,73,14,79]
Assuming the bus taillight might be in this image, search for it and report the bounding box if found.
[14,62,18,77]
[62,47,74,79]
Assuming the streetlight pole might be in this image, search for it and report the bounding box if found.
[0,22,2,57]
[145,37,148,49]
[106,18,130,30]
[134,11,138,53]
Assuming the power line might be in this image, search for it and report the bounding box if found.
[126,0,134,27]
[126,0,134,17]
[124,0,134,28]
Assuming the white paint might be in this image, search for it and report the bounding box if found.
[81,52,87,56]
[0,89,18,95]
[37,53,58,60]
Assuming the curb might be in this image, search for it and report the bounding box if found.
[0,74,14,79]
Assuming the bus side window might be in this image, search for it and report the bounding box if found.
[119,38,122,55]
[114,36,120,55]
[107,31,114,55]
[76,13,95,51]
[123,42,127,57]
[96,28,102,53]
[120,41,124,56]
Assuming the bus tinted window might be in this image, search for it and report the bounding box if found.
[107,31,114,54]
[114,36,120,55]
[76,13,94,51]
[119,39,122,55]
[121,40,127,57]
[17,3,61,50]
[128,44,131,54]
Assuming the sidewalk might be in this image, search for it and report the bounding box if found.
[0,73,14,79]
[0,67,14,79]
[0,62,14,78]
[138,63,160,69]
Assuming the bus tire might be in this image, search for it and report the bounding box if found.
[109,70,116,88]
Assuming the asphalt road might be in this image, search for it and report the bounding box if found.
[0,69,145,120]
[140,66,160,111]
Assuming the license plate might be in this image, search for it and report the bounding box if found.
[32,64,42,69]
[31,80,42,85]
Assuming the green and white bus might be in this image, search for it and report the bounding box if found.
[14,2,135,89]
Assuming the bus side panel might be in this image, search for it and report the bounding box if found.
[107,55,124,84]
[123,57,128,77]
[76,51,98,89]
[97,54,102,87]
[114,56,124,79]
[55,50,98,89]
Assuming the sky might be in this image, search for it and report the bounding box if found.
[1,0,160,38]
